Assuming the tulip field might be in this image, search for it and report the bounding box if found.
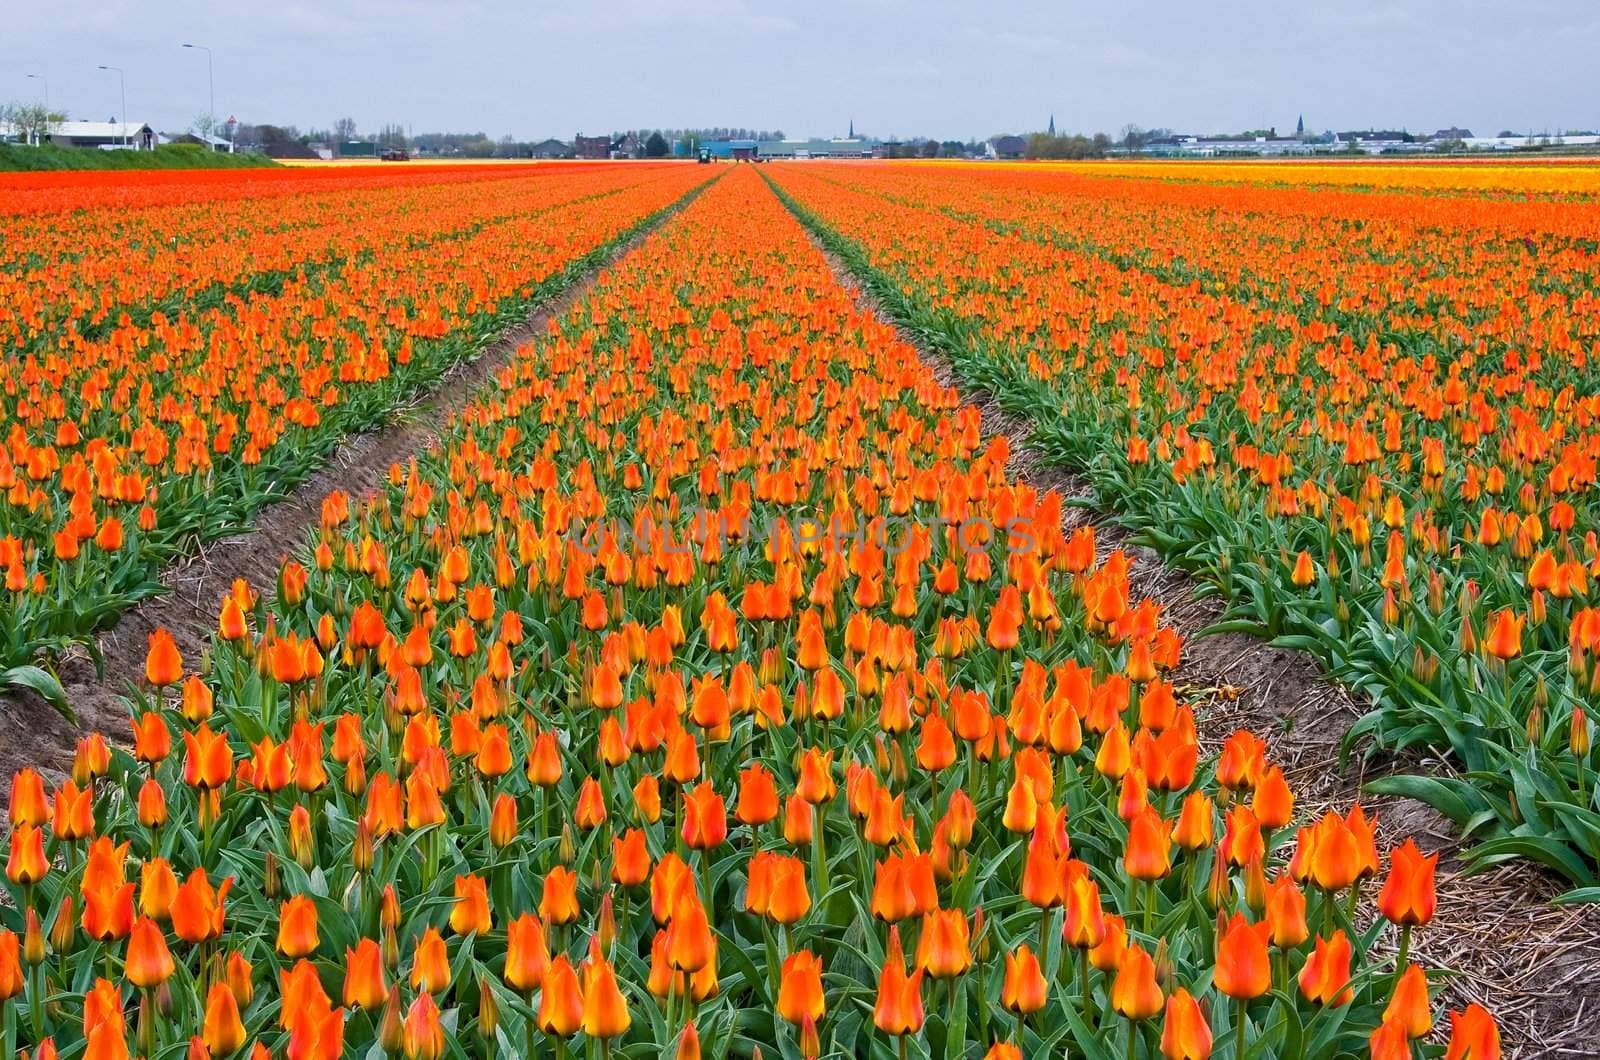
[3,156,1564,1059]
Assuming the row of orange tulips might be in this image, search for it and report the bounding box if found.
[0,163,710,701]
[0,166,1502,1057]
[766,160,1600,887]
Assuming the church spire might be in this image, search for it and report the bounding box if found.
[1048,113,1055,136]
[849,117,854,138]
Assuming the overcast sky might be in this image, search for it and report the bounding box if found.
[10,0,1598,141]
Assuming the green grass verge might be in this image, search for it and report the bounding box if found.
[0,142,278,172]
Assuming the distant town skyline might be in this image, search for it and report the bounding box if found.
[11,0,1597,142]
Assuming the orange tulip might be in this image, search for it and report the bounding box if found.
[537,954,584,1037]
[735,763,780,825]
[449,874,492,935]
[410,927,451,994]
[6,822,47,886]
[580,938,632,1039]
[276,895,320,958]
[1297,930,1353,1006]
[540,865,580,926]
[1376,839,1437,926]
[130,712,171,764]
[1160,988,1212,1060]
[1384,963,1433,1038]
[0,930,21,1002]
[344,938,389,1010]
[1483,609,1523,660]
[183,724,233,790]
[1213,913,1271,1000]
[666,893,716,973]
[8,768,49,827]
[681,780,728,849]
[1001,943,1047,1016]
[146,628,184,687]
[1443,1003,1500,1060]
[1369,1017,1411,1060]
[125,917,175,988]
[1124,805,1172,880]
[505,913,550,994]
[612,827,652,887]
[171,869,231,944]
[79,838,135,942]
[873,925,926,1034]
[202,981,247,1055]
[403,992,445,1060]
[1111,944,1163,1020]
[777,950,826,1025]
[915,907,971,979]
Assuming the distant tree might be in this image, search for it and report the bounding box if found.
[938,140,966,158]
[191,112,218,141]
[645,131,669,157]
[919,138,939,158]
[376,123,408,150]
[3,101,63,145]
[1120,124,1144,152]
[1024,132,1108,160]
[334,117,358,142]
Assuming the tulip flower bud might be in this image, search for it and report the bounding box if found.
[477,973,499,1039]
[156,980,174,1017]
[889,740,908,787]
[353,819,374,874]
[381,884,401,930]
[1152,936,1174,992]
[383,922,400,973]
[973,906,990,962]
[289,805,314,869]
[378,985,406,1054]
[23,909,45,965]
[1526,700,1544,745]
[1572,708,1591,758]
[799,1014,821,1059]
[51,897,76,955]
[263,851,281,900]
[1206,851,1230,911]
[598,893,617,953]
[559,824,576,866]
[1244,853,1268,915]
[226,952,254,1006]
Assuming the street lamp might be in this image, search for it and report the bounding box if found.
[97,64,127,146]
[181,43,214,132]
[24,74,49,146]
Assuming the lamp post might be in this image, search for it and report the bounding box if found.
[24,74,48,145]
[181,43,214,132]
[96,64,126,146]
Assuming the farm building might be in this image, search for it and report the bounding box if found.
[987,135,1026,159]
[703,139,759,160]
[574,134,610,159]
[754,138,877,159]
[529,138,571,159]
[49,121,155,150]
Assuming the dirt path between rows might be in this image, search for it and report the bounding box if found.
[0,203,688,807]
[801,227,1600,1057]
